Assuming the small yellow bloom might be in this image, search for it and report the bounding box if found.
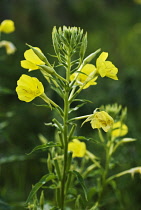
[83,110,114,132]
[16,74,44,102]
[21,48,45,71]
[70,64,97,89]
[112,121,128,137]
[68,139,86,158]
[0,20,15,33]
[96,52,118,80]
[0,40,16,54]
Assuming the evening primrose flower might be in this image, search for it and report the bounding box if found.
[0,40,16,54]
[21,48,45,71]
[0,20,15,33]
[68,139,86,158]
[112,121,128,137]
[16,74,44,102]
[83,110,114,132]
[96,52,118,80]
[70,64,98,89]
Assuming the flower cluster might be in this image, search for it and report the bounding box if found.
[15,26,139,210]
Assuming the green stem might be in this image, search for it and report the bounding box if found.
[97,141,111,205]
[60,53,71,210]
[98,129,105,143]
[54,71,68,83]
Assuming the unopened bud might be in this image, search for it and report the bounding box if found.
[83,48,101,65]
[40,191,44,210]
[38,65,55,74]
[26,43,50,65]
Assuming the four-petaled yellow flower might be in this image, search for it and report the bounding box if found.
[0,40,16,54]
[70,64,97,89]
[96,52,118,80]
[21,48,45,71]
[83,110,114,132]
[112,121,128,137]
[68,139,86,158]
[16,74,44,102]
[0,20,15,33]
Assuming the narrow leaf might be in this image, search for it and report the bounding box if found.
[72,170,88,201]
[27,142,61,155]
[26,173,56,204]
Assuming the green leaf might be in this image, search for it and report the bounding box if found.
[69,102,88,114]
[27,142,61,155]
[71,136,93,141]
[50,85,64,99]
[72,170,88,201]
[73,98,93,104]
[75,194,81,209]
[26,173,56,204]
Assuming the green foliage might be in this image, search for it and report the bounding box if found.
[0,0,141,210]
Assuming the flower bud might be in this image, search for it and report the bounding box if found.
[38,65,55,74]
[26,44,50,65]
[83,48,101,65]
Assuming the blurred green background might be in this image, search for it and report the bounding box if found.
[0,0,141,209]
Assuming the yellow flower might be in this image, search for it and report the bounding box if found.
[83,110,114,132]
[21,48,45,71]
[68,139,86,158]
[0,20,15,33]
[0,40,16,54]
[70,64,98,89]
[96,52,118,80]
[16,74,44,102]
[112,121,128,137]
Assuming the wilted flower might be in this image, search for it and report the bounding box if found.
[96,52,118,80]
[0,20,15,33]
[21,48,45,71]
[112,121,128,137]
[68,139,86,158]
[70,64,97,89]
[83,110,114,132]
[0,40,16,54]
[16,74,44,102]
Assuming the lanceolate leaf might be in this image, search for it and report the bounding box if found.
[73,98,93,104]
[27,142,61,155]
[26,173,56,204]
[72,170,88,201]
[69,99,93,115]
[69,102,88,114]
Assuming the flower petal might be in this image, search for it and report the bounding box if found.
[96,52,108,66]
[24,48,45,65]
[21,60,38,70]
[112,121,128,137]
